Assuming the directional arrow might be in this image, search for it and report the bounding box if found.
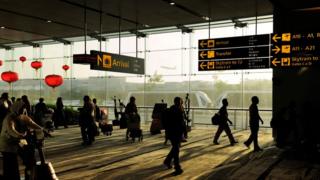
[200,61,207,70]
[272,34,281,42]
[272,46,281,54]
[200,51,207,59]
[272,58,280,67]
[200,41,207,48]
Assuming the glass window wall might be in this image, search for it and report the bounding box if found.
[0,17,273,129]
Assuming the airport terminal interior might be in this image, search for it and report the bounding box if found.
[0,0,320,179]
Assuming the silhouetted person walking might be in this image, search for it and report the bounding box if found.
[163,97,184,175]
[213,98,237,145]
[79,95,96,145]
[244,96,264,152]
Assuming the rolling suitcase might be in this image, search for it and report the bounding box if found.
[34,130,58,180]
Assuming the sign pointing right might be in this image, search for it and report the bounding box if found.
[272,46,281,54]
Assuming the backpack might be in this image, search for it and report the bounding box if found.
[211,113,221,125]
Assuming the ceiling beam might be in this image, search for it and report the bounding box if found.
[176,24,193,33]
[52,37,71,44]
[0,44,11,50]
[22,41,40,47]
[88,33,106,41]
[129,30,146,38]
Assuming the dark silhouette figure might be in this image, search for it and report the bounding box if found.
[0,100,42,180]
[163,97,184,175]
[287,101,299,147]
[11,96,15,103]
[271,107,287,148]
[213,98,237,145]
[54,97,67,129]
[0,92,12,132]
[182,93,191,141]
[244,96,264,152]
[79,95,96,145]
[93,98,102,122]
[125,96,141,141]
[21,95,32,116]
[34,98,48,125]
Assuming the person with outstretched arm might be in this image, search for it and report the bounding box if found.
[0,100,43,180]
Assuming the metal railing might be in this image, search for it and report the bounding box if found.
[70,105,272,130]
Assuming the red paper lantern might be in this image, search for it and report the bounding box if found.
[31,61,42,70]
[19,56,26,63]
[1,71,19,83]
[62,64,70,71]
[45,74,63,88]
[0,60,2,66]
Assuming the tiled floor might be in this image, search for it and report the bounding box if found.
[29,125,274,179]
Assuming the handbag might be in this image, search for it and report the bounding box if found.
[211,113,221,125]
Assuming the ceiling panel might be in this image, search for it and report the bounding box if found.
[0,27,48,41]
[0,0,276,46]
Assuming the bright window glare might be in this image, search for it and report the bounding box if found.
[0,17,273,127]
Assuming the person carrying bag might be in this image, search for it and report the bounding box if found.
[212,98,238,146]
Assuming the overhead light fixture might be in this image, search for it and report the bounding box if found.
[0,26,5,29]
[46,20,52,23]
[232,18,247,28]
[163,0,175,6]
[143,24,150,28]
[202,16,210,21]
[176,24,193,33]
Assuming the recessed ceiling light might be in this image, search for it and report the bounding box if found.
[47,20,52,23]
[1,26,5,29]
[143,24,150,28]
[170,2,175,5]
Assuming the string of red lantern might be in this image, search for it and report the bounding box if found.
[31,61,42,77]
[1,71,19,83]
[31,61,42,70]
[44,74,63,89]
[19,56,26,63]
[62,64,70,71]
[62,64,70,77]
[1,71,19,93]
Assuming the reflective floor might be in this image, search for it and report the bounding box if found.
[13,125,275,180]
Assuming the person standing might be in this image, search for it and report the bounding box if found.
[79,95,96,145]
[0,92,12,132]
[213,98,238,145]
[125,96,140,140]
[93,98,102,122]
[21,95,32,116]
[34,98,48,125]
[163,97,184,175]
[54,97,67,129]
[244,96,264,152]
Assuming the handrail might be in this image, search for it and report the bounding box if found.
[68,105,272,129]
[67,105,272,112]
